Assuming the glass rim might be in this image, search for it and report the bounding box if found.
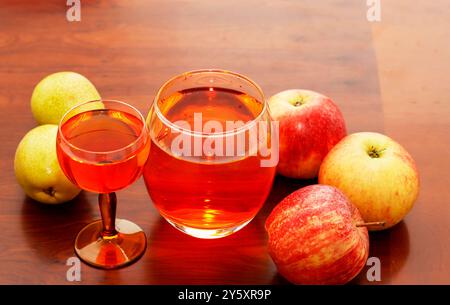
[58,99,148,155]
[153,69,268,138]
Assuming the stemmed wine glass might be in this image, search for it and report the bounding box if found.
[56,100,150,269]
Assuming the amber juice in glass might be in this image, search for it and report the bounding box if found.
[144,70,276,239]
[57,108,149,193]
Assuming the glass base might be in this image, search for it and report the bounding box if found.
[164,218,253,239]
[74,219,146,269]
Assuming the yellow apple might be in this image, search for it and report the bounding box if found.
[31,71,101,125]
[14,125,81,204]
[318,132,419,230]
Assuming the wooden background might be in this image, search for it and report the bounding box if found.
[0,0,448,284]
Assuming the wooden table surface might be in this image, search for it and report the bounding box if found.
[0,0,449,284]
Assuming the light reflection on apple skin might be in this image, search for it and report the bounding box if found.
[351,221,410,285]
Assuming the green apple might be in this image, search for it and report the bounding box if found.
[14,125,81,204]
[31,72,101,125]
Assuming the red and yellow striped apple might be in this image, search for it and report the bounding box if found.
[319,132,420,230]
[268,89,347,179]
[265,185,369,285]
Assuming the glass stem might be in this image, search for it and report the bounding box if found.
[99,192,118,237]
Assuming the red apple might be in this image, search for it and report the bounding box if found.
[319,132,420,230]
[265,185,369,285]
[268,89,347,179]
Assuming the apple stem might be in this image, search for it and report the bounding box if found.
[355,221,386,228]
